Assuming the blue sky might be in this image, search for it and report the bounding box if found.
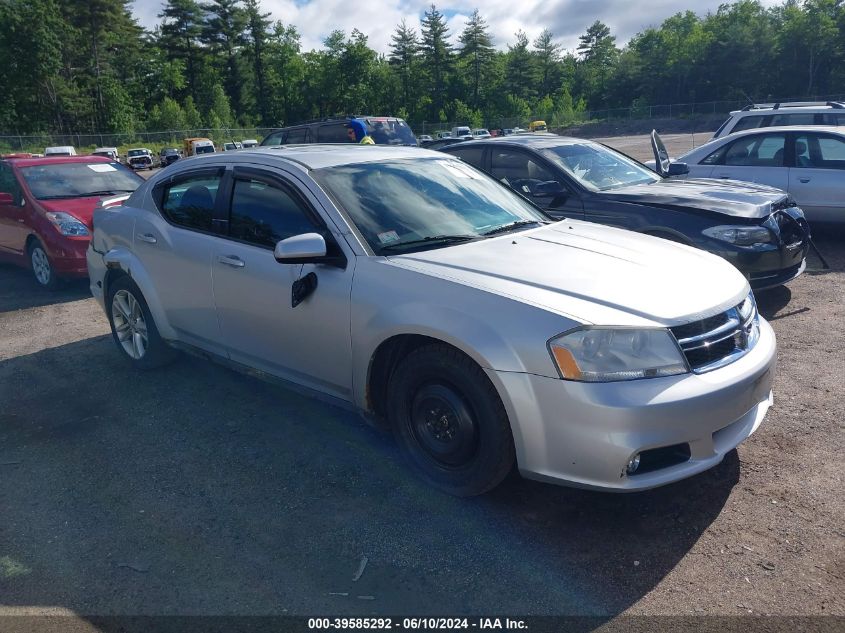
[132,0,782,55]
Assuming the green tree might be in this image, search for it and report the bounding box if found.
[458,9,495,110]
[159,0,206,101]
[243,0,272,125]
[576,21,619,107]
[420,4,454,120]
[389,20,420,113]
[533,29,562,98]
[505,31,537,101]
[201,0,248,115]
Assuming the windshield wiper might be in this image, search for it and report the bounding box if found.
[380,234,480,252]
[482,220,545,236]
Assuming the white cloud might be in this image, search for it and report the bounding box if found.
[133,0,784,55]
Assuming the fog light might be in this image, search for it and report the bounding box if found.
[626,454,641,475]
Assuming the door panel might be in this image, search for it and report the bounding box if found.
[712,133,789,190]
[211,172,355,398]
[788,133,845,222]
[0,164,27,255]
[134,171,225,352]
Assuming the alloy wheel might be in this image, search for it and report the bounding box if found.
[31,246,52,286]
[111,289,148,360]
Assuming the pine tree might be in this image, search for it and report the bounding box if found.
[505,31,537,102]
[201,0,248,117]
[243,0,272,125]
[420,4,454,119]
[533,29,561,98]
[458,9,494,110]
[389,20,419,111]
[159,0,206,102]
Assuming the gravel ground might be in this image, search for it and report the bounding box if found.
[0,140,843,627]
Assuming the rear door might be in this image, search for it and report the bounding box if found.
[137,167,227,353]
[788,132,845,223]
[210,166,355,399]
[711,132,790,191]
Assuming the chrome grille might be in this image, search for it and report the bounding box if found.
[670,295,759,373]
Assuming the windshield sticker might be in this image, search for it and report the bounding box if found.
[377,230,400,244]
[88,164,117,172]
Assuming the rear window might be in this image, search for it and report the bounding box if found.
[317,123,351,143]
[19,162,143,200]
[160,173,222,231]
[770,113,816,127]
[730,115,765,133]
[445,146,485,169]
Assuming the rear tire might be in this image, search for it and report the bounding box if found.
[386,344,515,496]
[106,276,177,369]
[28,239,61,290]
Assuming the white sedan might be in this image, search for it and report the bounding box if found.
[673,126,845,223]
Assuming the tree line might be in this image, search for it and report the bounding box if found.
[0,0,843,136]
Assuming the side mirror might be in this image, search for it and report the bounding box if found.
[667,162,689,176]
[0,192,14,206]
[274,233,327,262]
[533,181,567,197]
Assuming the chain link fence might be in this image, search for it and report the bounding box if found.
[4,93,845,151]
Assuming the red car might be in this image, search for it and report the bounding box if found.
[0,155,143,288]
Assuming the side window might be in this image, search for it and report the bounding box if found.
[795,134,845,169]
[770,113,815,127]
[491,150,557,196]
[447,146,485,169]
[286,127,309,143]
[229,178,318,248]
[317,123,351,143]
[161,173,221,231]
[262,131,286,146]
[0,163,21,201]
[722,134,785,167]
[730,115,765,133]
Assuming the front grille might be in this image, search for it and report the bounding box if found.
[670,296,759,373]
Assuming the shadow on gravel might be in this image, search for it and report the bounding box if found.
[0,336,737,620]
[0,263,90,313]
[755,285,792,320]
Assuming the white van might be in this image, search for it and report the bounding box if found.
[451,126,473,140]
[44,146,78,156]
[92,147,119,161]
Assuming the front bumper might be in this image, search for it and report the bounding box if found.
[490,318,776,491]
[45,235,90,278]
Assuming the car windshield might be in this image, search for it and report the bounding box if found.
[20,162,143,200]
[364,119,417,146]
[542,143,660,191]
[195,145,215,154]
[128,150,148,157]
[313,158,548,254]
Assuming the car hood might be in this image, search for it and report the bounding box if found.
[38,197,103,229]
[601,178,788,219]
[387,221,749,327]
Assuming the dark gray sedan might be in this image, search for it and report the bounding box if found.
[442,136,811,290]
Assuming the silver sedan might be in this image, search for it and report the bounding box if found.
[676,126,845,223]
[87,146,776,495]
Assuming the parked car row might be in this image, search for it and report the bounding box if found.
[2,105,837,497]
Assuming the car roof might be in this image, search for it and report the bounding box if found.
[716,125,845,139]
[5,155,111,167]
[444,134,591,150]
[170,145,442,170]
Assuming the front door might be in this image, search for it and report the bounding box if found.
[711,132,790,191]
[210,167,355,400]
[0,163,27,255]
[488,147,584,219]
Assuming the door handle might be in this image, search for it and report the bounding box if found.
[217,255,245,268]
[799,177,811,183]
[136,233,157,244]
[717,175,731,179]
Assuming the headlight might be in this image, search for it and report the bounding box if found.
[702,225,772,246]
[46,211,89,236]
[548,327,689,382]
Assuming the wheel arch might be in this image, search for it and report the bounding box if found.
[102,248,175,340]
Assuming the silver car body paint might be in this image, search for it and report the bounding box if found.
[87,146,776,491]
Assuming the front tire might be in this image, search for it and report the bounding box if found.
[386,344,515,496]
[106,276,177,369]
[28,239,60,289]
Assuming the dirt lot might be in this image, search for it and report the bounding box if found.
[0,140,843,627]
